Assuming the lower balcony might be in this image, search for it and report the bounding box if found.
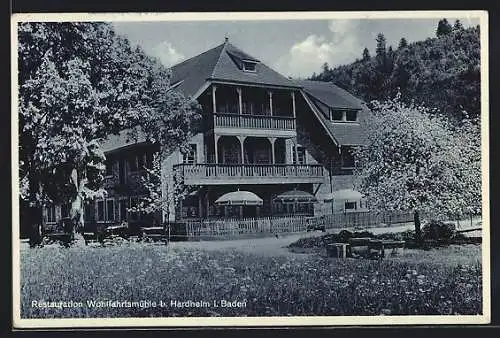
[174,163,325,185]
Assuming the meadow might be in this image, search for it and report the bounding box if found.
[19,239,482,318]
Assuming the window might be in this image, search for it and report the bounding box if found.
[182,206,199,218]
[46,205,56,223]
[345,201,357,211]
[128,155,138,172]
[292,146,306,165]
[106,199,115,222]
[296,203,310,214]
[84,203,93,221]
[183,144,197,164]
[242,61,257,72]
[105,158,114,176]
[97,200,105,222]
[61,203,70,219]
[341,147,355,168]
[332,110,343,121]
[346,111,358,122]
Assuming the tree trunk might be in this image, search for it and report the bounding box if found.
[414,210,422,244]
[27,174,44,247]
[69,168,85,233]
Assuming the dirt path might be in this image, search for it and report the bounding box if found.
[19,219,482,256]
[168,231,322,257]
[168,219,482,256]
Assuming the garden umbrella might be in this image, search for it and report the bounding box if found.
[215,190,263,206]
[273,189,317,203]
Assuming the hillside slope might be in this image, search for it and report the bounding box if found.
[311,25,480,120]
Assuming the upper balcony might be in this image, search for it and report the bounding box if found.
[175,163,324,185]
[213,113,296,136]
[199,83,298,137]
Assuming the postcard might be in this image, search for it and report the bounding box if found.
[11,10,490,328]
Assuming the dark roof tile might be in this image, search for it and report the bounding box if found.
[169,41,299,97]
[298,80,370,146]
[296,80,363,110]
[169,43,225,97]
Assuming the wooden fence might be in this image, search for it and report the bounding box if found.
[178,210,415,240]
[314,210,415,231]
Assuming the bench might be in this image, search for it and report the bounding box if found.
[102,223,129,239]
[82,231,99,245]
[45,231,74,247]
[141,226,169,243]
[82,222,129,245]
[381,240,406,254]
[348,238,406,259]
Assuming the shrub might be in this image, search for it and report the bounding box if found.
[422,220,456,241]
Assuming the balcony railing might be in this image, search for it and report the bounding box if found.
[175,163,324,184]
[214,114,296,130]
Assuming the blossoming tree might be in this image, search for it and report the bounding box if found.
[353,95,481,242]
[18,22,199,237]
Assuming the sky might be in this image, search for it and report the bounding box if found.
[113,16,480,79]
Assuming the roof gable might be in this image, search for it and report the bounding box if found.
[211,43,299,88]
[169,43,225,98]
[298,80,370,146]
[169,40,299,97]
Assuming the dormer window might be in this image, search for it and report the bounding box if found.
[242,60,257,72]
[330,109,359,122]
[332,110,343,121]
[346,111,358,122]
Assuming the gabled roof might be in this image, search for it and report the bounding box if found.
[296,80,363,110]
[100,128,148,153]
[169,43,225,98]
[169,40,300,98]
[297,80,369,146]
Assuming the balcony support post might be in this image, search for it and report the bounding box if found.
[237,87,242,114]
[237,135,247,164]
[205,188,210,218]
[212,84,217,115]
[237,87,243,127]
[198,190,203,220]
[293,138,299,165]
[268,91,273,116]
[214,134,220,164]
[291,91,296,119]
[268,137,276,164]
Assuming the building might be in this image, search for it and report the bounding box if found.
[43,38,369,232]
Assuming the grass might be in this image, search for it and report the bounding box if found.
[20,242,482,318]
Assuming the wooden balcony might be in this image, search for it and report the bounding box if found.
[213,114,296,137]
[174,163,325,185]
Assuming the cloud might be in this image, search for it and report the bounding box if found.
[151,41,185,67]
[274,20,362,78]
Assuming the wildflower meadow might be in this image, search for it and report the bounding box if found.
[20,242,482,318]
